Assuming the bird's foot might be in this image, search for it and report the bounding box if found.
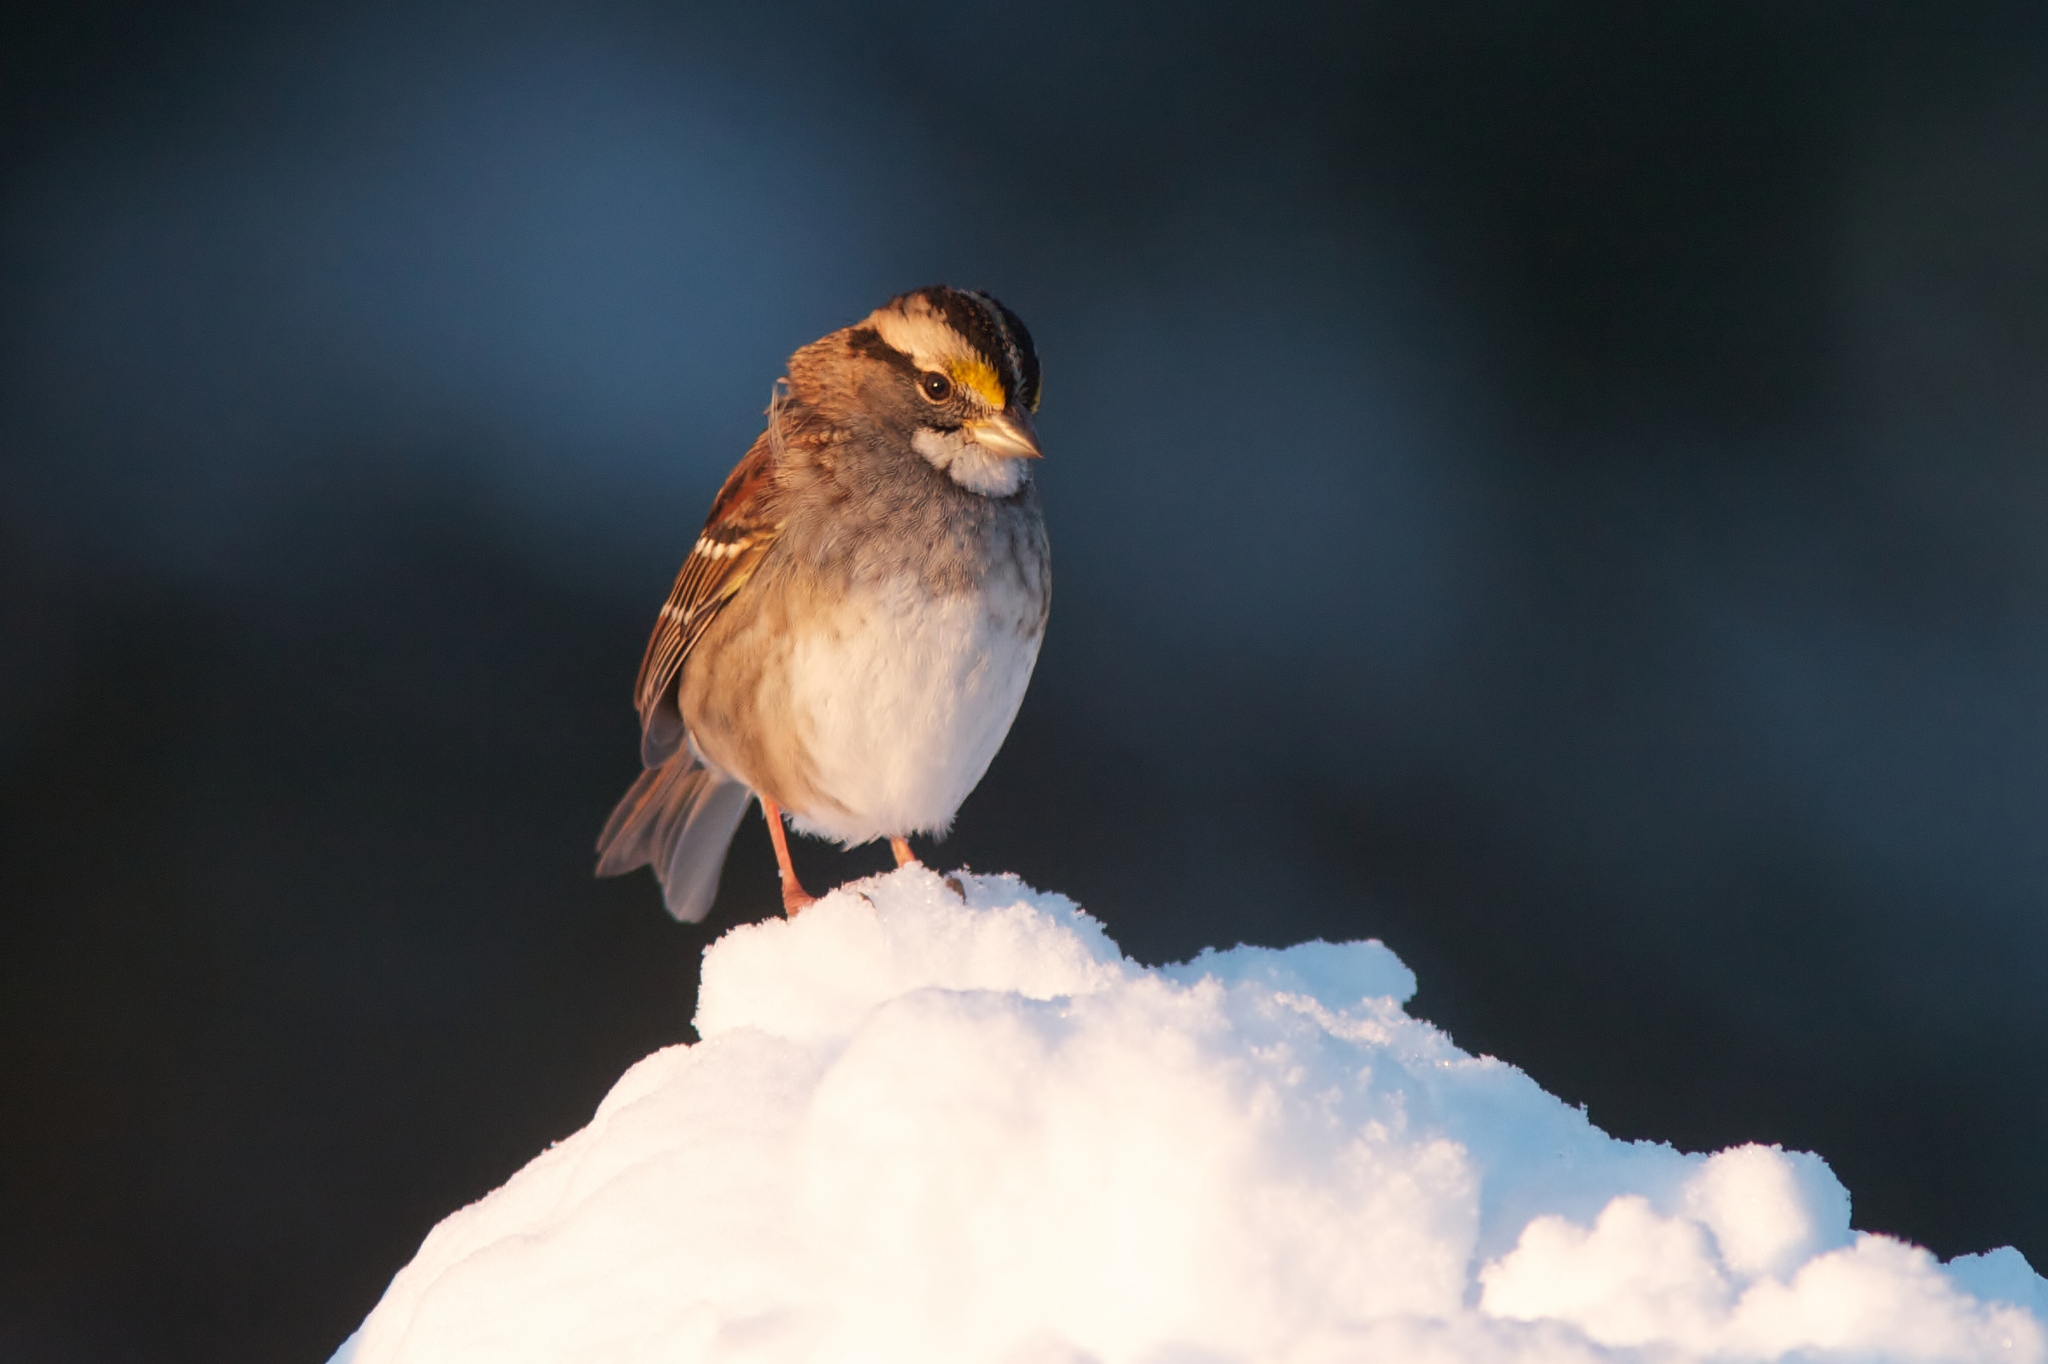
[762,797,816,917]
[890,836,964,898]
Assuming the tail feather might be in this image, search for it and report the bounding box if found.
[595,759,752,923]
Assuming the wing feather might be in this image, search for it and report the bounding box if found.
[633,433,784,765]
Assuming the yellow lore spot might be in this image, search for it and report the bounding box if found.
[947,356,1008,409]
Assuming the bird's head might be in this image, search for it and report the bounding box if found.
[798,285,1043,497]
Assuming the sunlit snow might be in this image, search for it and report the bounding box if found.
[331,868,2047,1364]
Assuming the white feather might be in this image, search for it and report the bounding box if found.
[781,576,1042,845]
[910,428,1030,497]
[872,303,975,373]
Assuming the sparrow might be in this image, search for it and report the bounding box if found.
[596,286,1050,920]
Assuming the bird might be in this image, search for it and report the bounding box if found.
[595,286,1050,921]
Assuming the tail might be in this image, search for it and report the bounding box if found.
[595,758,752,923]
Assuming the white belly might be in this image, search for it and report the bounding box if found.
[781,579,1042,845]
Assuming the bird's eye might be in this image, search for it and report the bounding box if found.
[919,371,954,403]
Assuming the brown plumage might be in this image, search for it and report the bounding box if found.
[597,287,1050,921]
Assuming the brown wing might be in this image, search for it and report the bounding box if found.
[633,435,783,765]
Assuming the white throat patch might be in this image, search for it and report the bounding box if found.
[912,428,1030,497]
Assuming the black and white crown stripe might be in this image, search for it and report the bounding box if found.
[920,287,1040,413]
[964,290,1041,413]
[870,286,1041,413]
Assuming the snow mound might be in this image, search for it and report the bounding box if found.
[332,868,2046,1364]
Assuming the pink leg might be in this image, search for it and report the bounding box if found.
[889,836,918,869]
[761,797,816,916]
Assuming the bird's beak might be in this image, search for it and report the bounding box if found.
[966,410,1043,460]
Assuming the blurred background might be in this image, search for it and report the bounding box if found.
[4,1,2047,1358]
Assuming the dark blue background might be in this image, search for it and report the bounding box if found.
[4,3,2047,1359]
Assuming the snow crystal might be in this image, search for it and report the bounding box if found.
[330,867,2046,1364]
